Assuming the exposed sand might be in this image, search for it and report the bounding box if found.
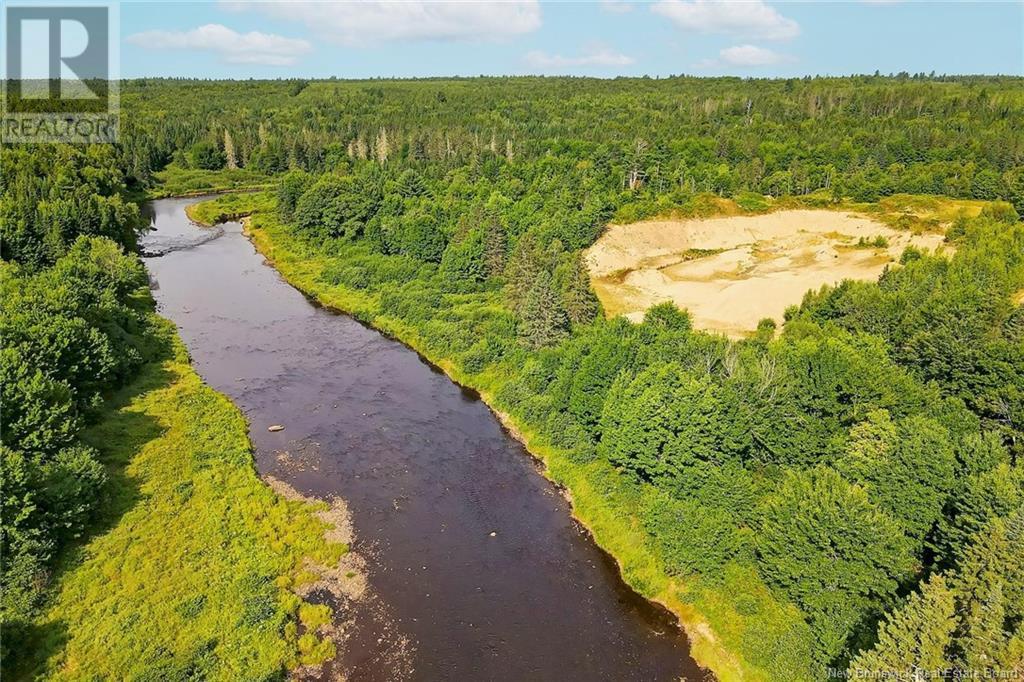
[586,209,948,338]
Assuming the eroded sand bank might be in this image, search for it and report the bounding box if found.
[586,209,947,337]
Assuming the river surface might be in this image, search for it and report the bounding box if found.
[142,197,707,682]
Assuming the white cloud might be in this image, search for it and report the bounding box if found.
[695,43,793,69]
[600,0,635,14]
[524,45,636,71]
[126,23,311,66]
[651,0,799,40]
[719,43,787,66]
[221,0,542,46]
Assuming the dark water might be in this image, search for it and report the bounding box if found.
[142,197,708,682]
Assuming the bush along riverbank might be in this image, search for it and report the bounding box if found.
[200,183,1024,681]
[229,194,805,681]
[1,146,349,680]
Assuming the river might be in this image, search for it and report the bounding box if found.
[141,196,708,682]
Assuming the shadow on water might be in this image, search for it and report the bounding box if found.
[143,196,712,682]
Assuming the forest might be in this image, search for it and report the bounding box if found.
[2,75,1023,680]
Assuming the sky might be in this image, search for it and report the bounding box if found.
[118,1,1024,79]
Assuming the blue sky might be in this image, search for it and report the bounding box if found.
[120,1,1023,79]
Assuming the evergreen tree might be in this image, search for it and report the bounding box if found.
[223,129,237,169]
[505,232,544,315]
[482,213,507,279]
[397,169,428,198]
[556,253,599,326]
[848,575,956,678]
[954,514,1024,672]
[519,270,568,349]
[934,457,1022,566]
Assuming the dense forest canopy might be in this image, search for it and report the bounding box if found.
[2,74,1023,680]
[117,76,1024,213]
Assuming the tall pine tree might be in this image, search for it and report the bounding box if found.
[556,252,599,326]
[519,270,568,349]
[848,574,956,678]
[483,213,507,280]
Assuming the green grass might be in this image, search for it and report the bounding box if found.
[148,164,272,199]
[186,191,275,226]
[731,191,773,213]
[16,320,343,681]
[845,193,993,233]
[853,235,890,249]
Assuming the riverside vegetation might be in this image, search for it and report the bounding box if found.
[204,163,1024,681]
[1,146,341,679]
[2,75,1023,679]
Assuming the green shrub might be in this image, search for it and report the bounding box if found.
[321,264,371,289]
[378,283,442,323]
[733,191,771,212]
[639,487,749,578]
[188,141,226,170]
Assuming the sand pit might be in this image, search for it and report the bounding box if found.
[586,209,947,337]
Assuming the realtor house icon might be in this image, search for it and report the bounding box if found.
[3,2,119,142]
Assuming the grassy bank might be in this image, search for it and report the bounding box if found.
[146,165,273,199]
[213,195,813,681]
[185,190,275,226]
[16,320,343,680]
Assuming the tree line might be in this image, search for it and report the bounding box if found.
[116,76,1024,214]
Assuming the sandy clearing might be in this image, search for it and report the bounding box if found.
[586,209,948,338]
